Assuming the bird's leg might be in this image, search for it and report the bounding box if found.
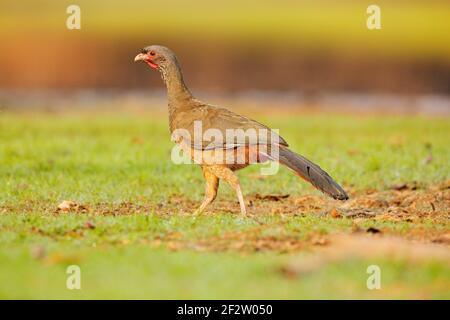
[234,184,247,215]
[211,166,247,215]
[195,167,219,214]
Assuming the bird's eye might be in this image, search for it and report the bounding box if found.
[150,51,156,56]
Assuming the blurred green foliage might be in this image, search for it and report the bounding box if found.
[1,0,449,60]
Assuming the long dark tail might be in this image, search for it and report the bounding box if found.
[277,146,348,200]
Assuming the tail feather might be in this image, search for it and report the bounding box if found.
[277,146,348,200]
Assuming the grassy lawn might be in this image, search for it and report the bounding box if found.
[0,112,449,299]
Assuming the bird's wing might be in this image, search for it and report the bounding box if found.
[171,104,289,150]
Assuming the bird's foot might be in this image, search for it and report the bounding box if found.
[193,208,203,215]
[239,204,247,216]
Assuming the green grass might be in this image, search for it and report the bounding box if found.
[0,112,449,299]
[1,113,448,203]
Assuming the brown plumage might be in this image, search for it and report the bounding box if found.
[134,45,348,214]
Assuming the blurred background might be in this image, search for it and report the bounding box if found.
[0,0,449,113]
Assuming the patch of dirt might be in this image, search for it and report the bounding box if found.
[148,226,312,253]
[2,181,449,254]
[244,183,449,223]
[0,205,13,214]
[147,182,449,252]
[2,181,448,220]
[280,234,450,277]
[94,202,150,216]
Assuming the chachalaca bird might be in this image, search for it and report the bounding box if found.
[134,45,348,214]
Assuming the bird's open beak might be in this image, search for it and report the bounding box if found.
[134,52,159,69]
[134,53,148,62]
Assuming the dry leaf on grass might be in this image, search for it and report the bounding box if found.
[294,195,326,210]
[57,200,88,213]
[254,194,290,201]
[329,208,342,218]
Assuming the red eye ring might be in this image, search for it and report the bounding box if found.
[149,51,156,56]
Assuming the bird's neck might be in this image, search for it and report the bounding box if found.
[160,62,193,116]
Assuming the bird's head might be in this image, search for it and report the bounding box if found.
[134,45,177,71]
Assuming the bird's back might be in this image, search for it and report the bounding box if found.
[170,100,288,151]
